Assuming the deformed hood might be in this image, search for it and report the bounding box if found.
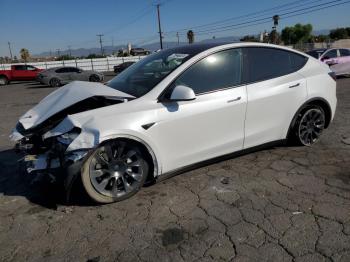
[18,81,134,130]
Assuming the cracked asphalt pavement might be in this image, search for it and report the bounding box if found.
[0,76,350,262]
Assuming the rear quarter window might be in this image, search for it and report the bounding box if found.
[243,47,308,83]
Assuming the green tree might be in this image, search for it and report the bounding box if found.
[20,48,30,62]
[240,35,259,42]
[329,28,349,40]
[86,53,105,59]
[56,55,74,61]
[281,23,313,45]
[313,34,330,43]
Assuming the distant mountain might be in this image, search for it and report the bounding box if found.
[312,29,330,35]
[34,35,242,57]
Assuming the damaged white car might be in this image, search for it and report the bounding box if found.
[11,43,337,203]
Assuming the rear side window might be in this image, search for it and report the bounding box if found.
[243,47,307,83]
[340,49,350,57]
[173,48,243,95]
[55,68,68,73]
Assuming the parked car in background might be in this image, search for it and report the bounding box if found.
[0,65,43,86]
[37,66,104,87]
[113,61,135,73]
[11,43,336,203]
[130,48,150,56]
[306,48,350,76]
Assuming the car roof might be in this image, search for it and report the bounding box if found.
[161,42,309,58]
[163,42,231,54]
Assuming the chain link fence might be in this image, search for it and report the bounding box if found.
[0,56,146,72]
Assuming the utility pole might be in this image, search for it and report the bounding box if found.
[67,45,72,57]
[97,34,104,56]
[8,42,13,61]
[56,49,61,57]
[156,4,163,49]
[176,32,179,45]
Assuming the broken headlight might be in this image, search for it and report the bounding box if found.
[56,131,79,145]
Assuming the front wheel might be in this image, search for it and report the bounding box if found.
[89,74,100,82]
[0,76,9,86]
[81,140,149,203]
[290,106,326,146]
[49,78,61,87]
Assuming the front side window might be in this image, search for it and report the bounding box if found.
[340,49,350,57]
[68,67,80,73]
[172,49,243,95]
[323,49,338,59]
[244,47,307,83]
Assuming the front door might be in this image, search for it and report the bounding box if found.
[148,48,247,173]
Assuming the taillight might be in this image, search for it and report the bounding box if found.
[328,72,337,81]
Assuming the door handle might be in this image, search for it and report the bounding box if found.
[289,83,300,88]
[227,96,241,103]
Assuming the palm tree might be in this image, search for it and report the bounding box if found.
[20,48,30,63]
[187,30,194,44]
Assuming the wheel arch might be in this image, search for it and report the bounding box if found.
[0,74,9,79]
[287,97,332,139]
[98,134,160,182]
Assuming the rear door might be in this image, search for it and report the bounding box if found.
[68,67,86,81]
[242,47,308,148]
[55,68,71,84]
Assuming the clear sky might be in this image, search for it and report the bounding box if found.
[1,0,349,57]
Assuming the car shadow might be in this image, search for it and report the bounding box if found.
[0,148,94,209]
[25,82,52,89]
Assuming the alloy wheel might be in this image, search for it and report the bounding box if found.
[89,141,146,198]
[298,108,325,146]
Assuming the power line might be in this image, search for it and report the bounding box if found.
[164,0,323,35]
[96,34,104,56]
[176,0,349,37]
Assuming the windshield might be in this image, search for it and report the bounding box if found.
[106,49,194,98]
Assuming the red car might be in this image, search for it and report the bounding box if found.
[0,65,43,86]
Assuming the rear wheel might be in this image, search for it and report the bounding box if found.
[89,74,100,82]
[290,106,326,146]
[0,76,9,86]
[49,78,61,87]
[81,140,149,203]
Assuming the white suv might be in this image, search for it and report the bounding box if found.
[11,43,337,203]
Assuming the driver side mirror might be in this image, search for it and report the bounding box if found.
[169,85,196,101]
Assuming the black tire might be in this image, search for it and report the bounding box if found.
[49,78,61,87]
[0,75,9,86]
[81,140,149,203]
[89,75,100,82]
[289,105,326,146]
